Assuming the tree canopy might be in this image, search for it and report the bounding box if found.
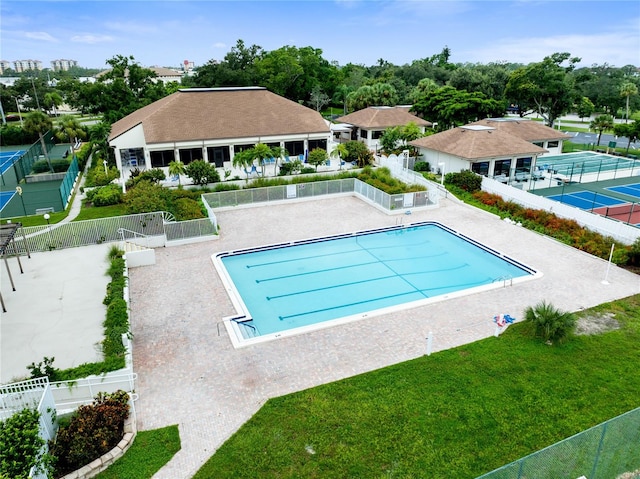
[505,52,580,127]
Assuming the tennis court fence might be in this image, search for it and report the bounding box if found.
[476,406,640,479]
[11,130,57,184]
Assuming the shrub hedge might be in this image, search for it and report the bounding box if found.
[50,391,130,477]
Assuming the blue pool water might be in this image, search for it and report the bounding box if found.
[215,222,537,343]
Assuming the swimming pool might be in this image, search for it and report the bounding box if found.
[213,222,541,347]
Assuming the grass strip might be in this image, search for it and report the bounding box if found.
[94,424,181,479]
[194,295,640,479]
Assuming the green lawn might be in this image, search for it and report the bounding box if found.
[94,425,181,479]
[193,295,640,479]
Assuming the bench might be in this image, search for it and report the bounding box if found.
[35,207,54,214]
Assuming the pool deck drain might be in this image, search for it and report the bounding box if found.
[128,196,639,478]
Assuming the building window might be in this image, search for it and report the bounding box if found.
[308,139,327,151]
[207,146,230,168]
[178,147,203,165]
[547,141,559,148]
[234,144,254,154]
[372,130,383,140]
[284,141,304,156]
[121,148,144,167]
[471,161,489,176]
[150,150,175,168]
[533,141,543,148]
[494,159,511,176]
[360,129,369,140]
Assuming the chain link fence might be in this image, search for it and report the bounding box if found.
[477,407,640,479]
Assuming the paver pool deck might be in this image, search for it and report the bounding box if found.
[128,195,639,478]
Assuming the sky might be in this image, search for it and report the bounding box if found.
[1,0,639,71]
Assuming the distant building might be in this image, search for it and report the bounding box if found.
[13,59,43,72]
[95,66,183,85]
[336,106,432,150]
[182,60,195,71]
[51,59,79,71]
[0,60,11,74]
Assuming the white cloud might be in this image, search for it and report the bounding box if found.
[25,31,58,42]
[71,34,114,44]
[212,42,227,49]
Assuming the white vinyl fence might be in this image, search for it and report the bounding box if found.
[481,176,640,244]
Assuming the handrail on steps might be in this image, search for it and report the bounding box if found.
[117,227,151,249]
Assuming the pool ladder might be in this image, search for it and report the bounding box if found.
[494,275,513,288]
[231,317,259,339]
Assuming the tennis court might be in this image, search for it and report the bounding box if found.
[0,191,15,211]
[606,183,640,201]
[0,150,25,174]
[538,151,640,177]
[546,190,627,210]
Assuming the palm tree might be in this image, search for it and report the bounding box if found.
[620,81,638,123]
[590,114,614,146]
[524,301,576,343]
[333,85,352,115]
[329,143,349,169]
[89,121,112,164]
[232,149,253,181]
[168,160,186,186]
[270,146,287,176]
[23,110,53,172]
[55,115,87,146]
[252,143,273,176]
[330,143,348,169]
[43,92,63,117]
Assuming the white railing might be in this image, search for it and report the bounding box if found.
[481,176,640,244]
[202,177,439,214]
[48,372,137,413]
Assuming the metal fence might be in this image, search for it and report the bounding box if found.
[11,131,57,184]
[201,178,439,212]
[9,212,217,254]
[477,407,640,479]
[59,156,79,210]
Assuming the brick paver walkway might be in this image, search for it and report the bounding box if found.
[128,196,639,478]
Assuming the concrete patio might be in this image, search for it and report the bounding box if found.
[127,195,639,478]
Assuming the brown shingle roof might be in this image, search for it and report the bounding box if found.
[410,126,546,160]
[336,106,431,129]
[467,118,572,142]
[108,87,330,143]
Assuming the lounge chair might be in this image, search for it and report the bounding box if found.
[250,164,262,176]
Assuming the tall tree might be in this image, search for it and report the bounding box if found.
[23,111,53,171]
[194,39,263,87]
[333,85,352,115]
[590,114,614,146]
[613,121,640,154]
[505,52,580,127]
[620,81,638,123]
[575,96,595,122]
[411,86,503,130]
[308,85,330,112]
